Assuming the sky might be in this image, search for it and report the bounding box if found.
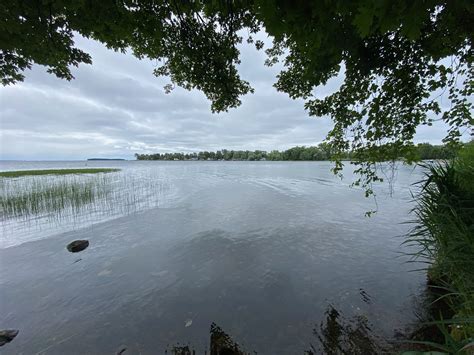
[0,34,460,160]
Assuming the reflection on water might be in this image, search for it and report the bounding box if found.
[0,161,426,354]
[309,305,387,354]
[165,304,387,355]
[0,314,394,354]
[167,323,249,355]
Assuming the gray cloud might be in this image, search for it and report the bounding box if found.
[0,34,457,160]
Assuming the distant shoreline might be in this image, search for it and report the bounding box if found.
[135,143,456,162]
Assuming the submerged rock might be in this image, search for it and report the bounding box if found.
[0,329,19,346]
[67,240,89,253]
[116,345,127,354]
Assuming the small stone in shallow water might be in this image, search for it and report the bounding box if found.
[66,240,89,253]
[0,329,19,346]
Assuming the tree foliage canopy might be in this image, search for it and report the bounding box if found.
[1,0,473,187]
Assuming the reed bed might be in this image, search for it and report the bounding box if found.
[0,169,173,224]
[0,168,120,178]
[404,142,474,353]
[0,174,113,219]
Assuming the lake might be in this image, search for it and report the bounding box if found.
[0,161,426,354]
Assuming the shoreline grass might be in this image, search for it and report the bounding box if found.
[403,142,474,353]
[0,168,120,178]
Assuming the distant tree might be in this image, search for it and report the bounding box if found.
[415,142,457,160]
[232,151,241,160]
[312,150,327,161]
[267,150,282,161]
[299,148,314,161]
[222,150,231,161]
[254,150,266,160]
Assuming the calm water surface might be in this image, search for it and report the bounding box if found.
[0,161,425,354]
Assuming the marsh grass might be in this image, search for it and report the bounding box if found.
[0,168,173,235]
[0,168,120,178]
[0,174,113,219]
[404,143,474,353]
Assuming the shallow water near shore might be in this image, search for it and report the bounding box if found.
[0,160,425,354]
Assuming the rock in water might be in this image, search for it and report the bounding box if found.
[0,330,19,346]
[67,240,89,253]
[116,345,127,354]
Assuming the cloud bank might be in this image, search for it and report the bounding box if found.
[0,35,454,160]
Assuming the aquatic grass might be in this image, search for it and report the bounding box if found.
[0,168,173,238]
[0,174,114,219]
[0,168,120,178]
[403,142,474,353]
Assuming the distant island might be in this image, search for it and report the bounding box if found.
[135,143,457,161]
[87,158,126,161]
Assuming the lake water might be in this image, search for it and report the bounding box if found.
[0,161,426,354]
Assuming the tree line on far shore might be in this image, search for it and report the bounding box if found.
[135,143,457,161]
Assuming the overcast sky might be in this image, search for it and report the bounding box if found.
[0,34,459,160]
